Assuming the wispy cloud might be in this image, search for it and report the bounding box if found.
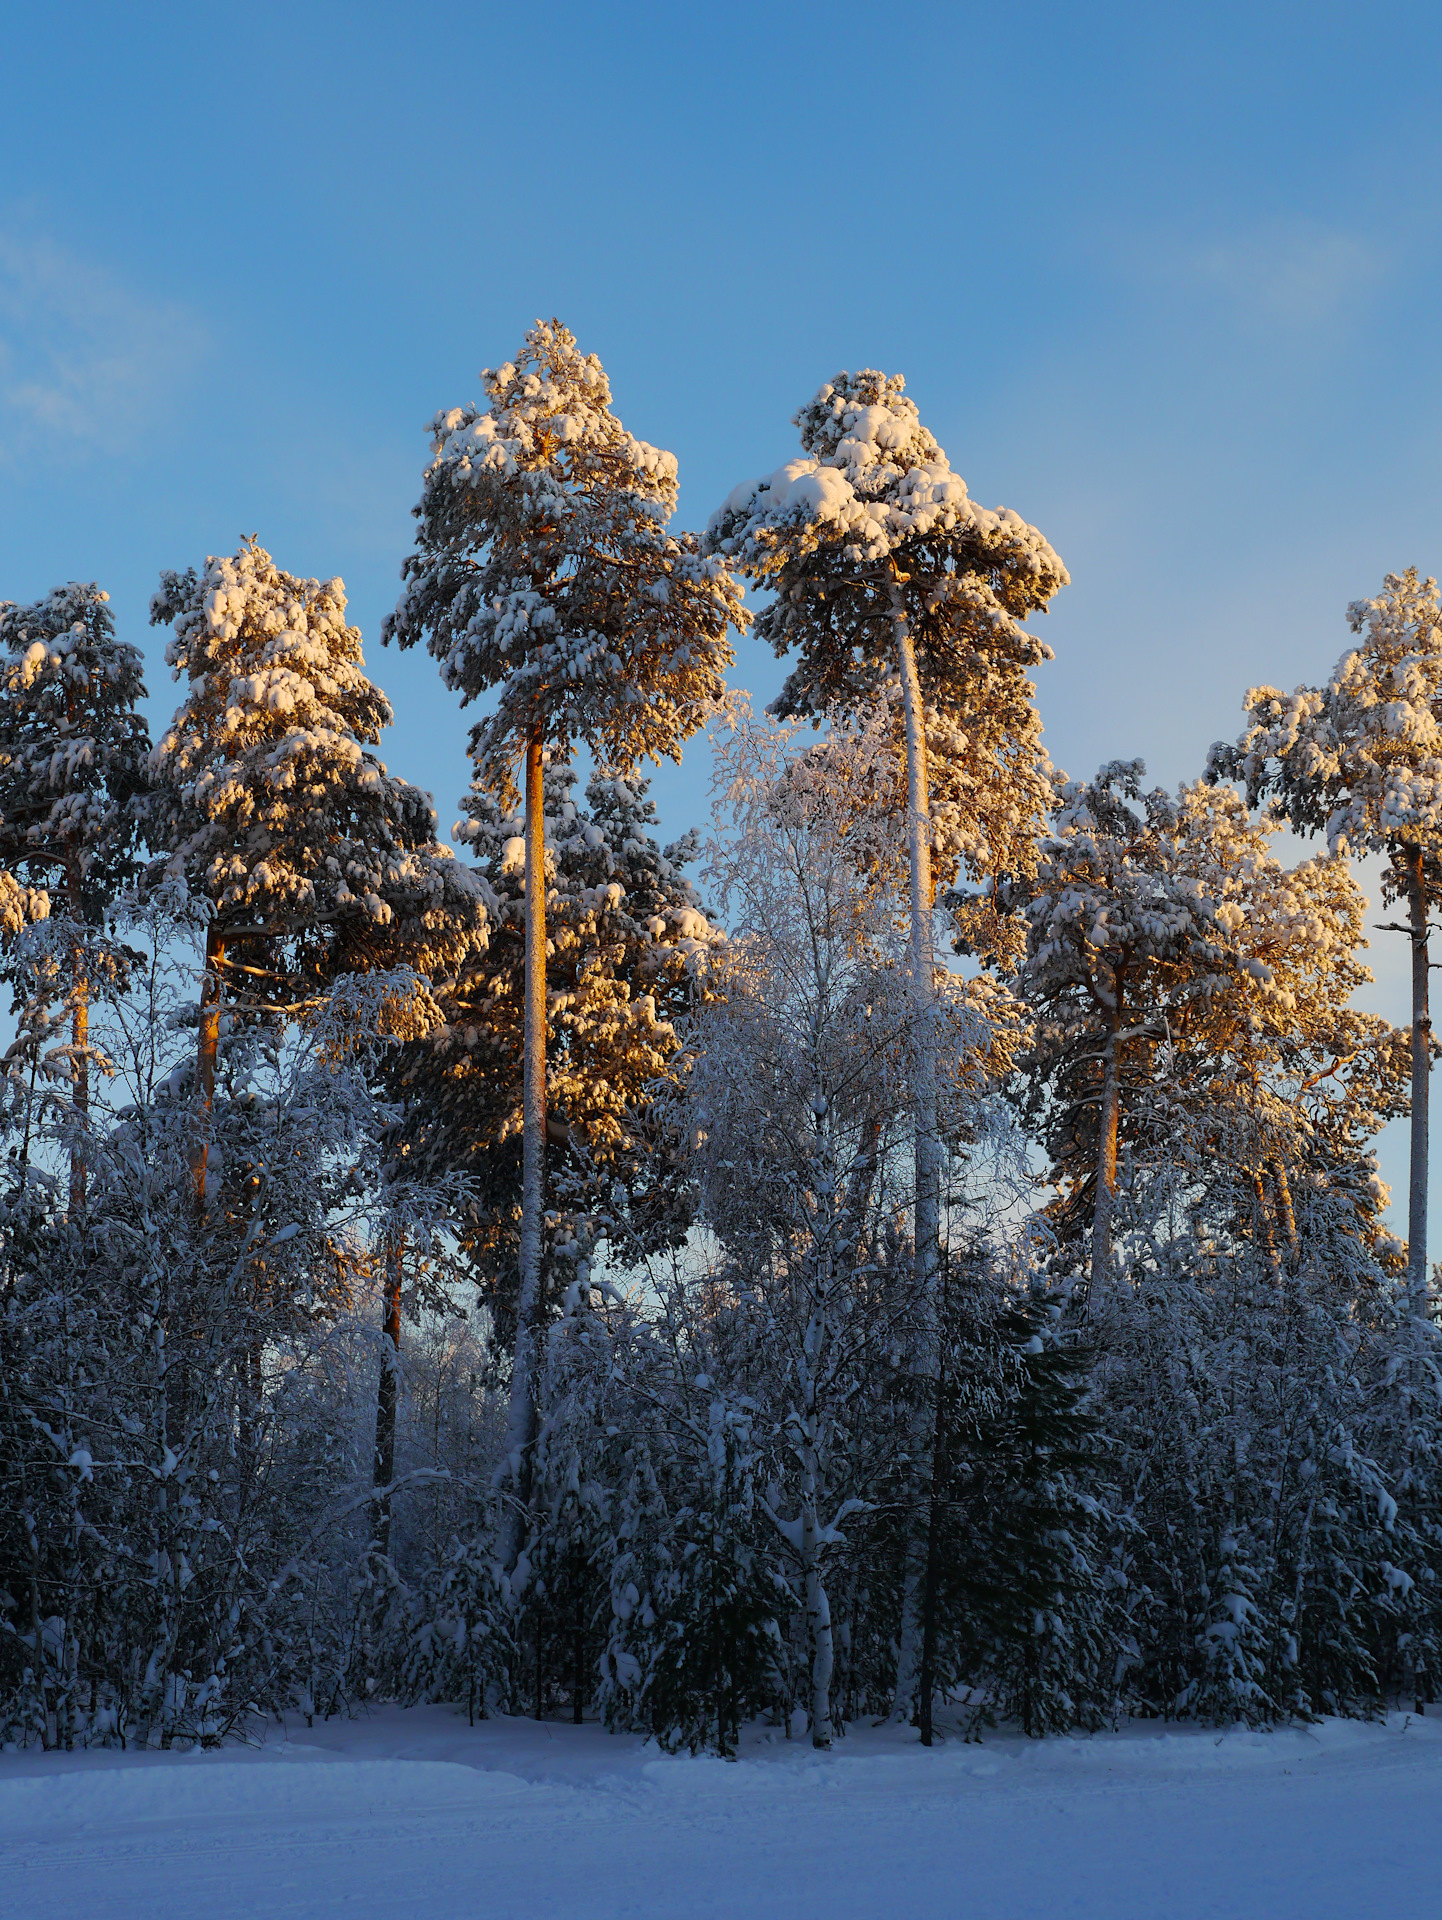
[1125,222,1387,337]
[0,230,209,458]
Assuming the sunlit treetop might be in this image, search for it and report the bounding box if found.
[150,539,485,960]
[707,369,1069,926]
[1211,567,1442,903]
[0,581,151,918]
[385,318,746,807]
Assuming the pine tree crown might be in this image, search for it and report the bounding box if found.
[149,539,485,946]
[1212,567,1442,901]
[385,320,745,807]
[707,369,1068,915]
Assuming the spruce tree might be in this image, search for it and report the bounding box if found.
[384,320,742,1569]
[0,582,151,1207]
[149,538,483,1208]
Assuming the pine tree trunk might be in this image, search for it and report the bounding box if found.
[917,1263,949,1749]
[499,730,547,1574]
[64,846,88,1218]
[889,573,942,1723]
[1269,1158,1300,1270]
[1406,847,1431,1307]
[371,1233,404,1562]
[191,920,225,1212]
[1092,971,1124,1289]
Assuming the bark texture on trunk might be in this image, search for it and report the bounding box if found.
[1407,847,1431,1306]
[889,575,942,1723]
[799,1460,835,1750]
[191,920,225,1212]
[499,731,548,1574]
[371,1233,404,1561]
[1091,973,1123,1290]
[1269,1158,1300,1271]
[916,1313,948,1748]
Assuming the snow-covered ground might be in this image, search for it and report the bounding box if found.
[3,1705,1439,1919]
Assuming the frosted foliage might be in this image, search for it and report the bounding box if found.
[1012,763,1405,1256]
[392,759,717,1283]
[707,369,1067,898]
[385,320,745,804]
[0,869,47,933]
[0,581,150,916]
[710,711,1025,1123]
[150,540,484,945]
[1218,568,1442,897]
[712,373,1065,580]
[454,759,718,1161]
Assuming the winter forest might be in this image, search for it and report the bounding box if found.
[10,315,1442,1763]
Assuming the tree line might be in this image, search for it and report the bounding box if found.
[3,320,1441,1757]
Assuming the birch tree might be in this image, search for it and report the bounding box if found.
[686,714,1019,1745]
[708,369,1067,1714]
[1212,568,1442,1302]
[384,320,743,1569]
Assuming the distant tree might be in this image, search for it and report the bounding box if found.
[384,320,743,1569]
[1213,567,1442,1301]
[1009,763,1407,1287]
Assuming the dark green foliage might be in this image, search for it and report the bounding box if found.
[603,1409,788,1757]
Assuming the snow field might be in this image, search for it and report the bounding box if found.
[4,1707,1441,1920]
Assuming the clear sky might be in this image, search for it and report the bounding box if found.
[3,0,1441,1223]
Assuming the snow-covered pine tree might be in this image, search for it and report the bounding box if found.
[381,758,717,1607]
[914,1252,1112,1741]
[384,320,743,1569]
[1005,762,1204,1287]
[149,539,484,1209]
[0,583,151,1207]
[707,370,1067,1714]
[0,887,424,1748]
[1211,568,1442,1301]
[604,1387,789,1758]
[1009,765,1407,1289]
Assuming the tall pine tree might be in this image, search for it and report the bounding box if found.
[384,320,743,1570]
[708,369,1067,1717]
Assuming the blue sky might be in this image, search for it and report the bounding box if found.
[4,0,1441,1222]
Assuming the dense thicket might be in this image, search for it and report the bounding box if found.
[4,348,1441,1758]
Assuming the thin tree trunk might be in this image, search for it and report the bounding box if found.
[799,1454,835,1750]
[1092,973,1124,1289]
[499,730,547,1574]
[888,573,943,1724]
[64,845,88,1217]
[572,1554,585,1726]
[1407,846,1431,1307]
[838,1111,881,1266]
[1249,1168,1279,1272]
[371,1233,404,1561]
[917,1261,950,1748]
[191,919,225,1212]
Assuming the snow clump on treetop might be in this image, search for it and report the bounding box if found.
[709,369,1068,584]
